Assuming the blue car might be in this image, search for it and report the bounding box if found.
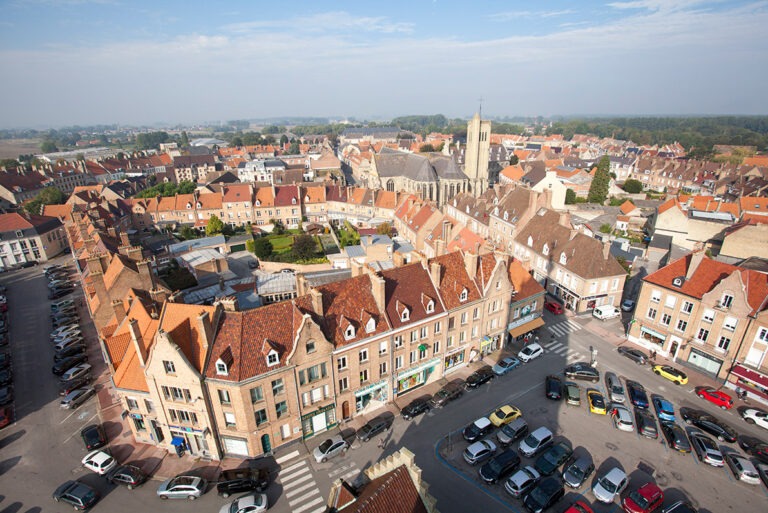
[493,357,521,376]
[652,396,676,423]
[627,380,649,410]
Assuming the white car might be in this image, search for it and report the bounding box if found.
[518,342,544,363]
[82,450,117,475]
[218,493,268,513]
[610,404,634,432]
[741,407,768,430]
[592,466,628,503]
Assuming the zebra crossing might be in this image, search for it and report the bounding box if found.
[327,461,362,484]
[543,320,586,361]
[277,457,326,513]
[544,340,586,362]
[546,319,583,339]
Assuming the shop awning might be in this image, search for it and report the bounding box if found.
[508,317,545,338]
[640,326,667,340]
[170,436,186,447]
[731,364,768,389]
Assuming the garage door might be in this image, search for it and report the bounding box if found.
[230,243,246,252]
[221,436,249,456]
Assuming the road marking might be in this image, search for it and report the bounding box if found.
[281,465,311,481]
[285,481,317,499]
[281,460,308,473]
[289,489,322,504]
[328,463,355,477]
[281,472,314,491]
[339,469,359,480]
[293,497,324,513]
[276,449,300,464]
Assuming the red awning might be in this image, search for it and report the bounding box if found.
[731,364,768,389]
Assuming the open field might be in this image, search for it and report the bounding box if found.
[0,138,41,159]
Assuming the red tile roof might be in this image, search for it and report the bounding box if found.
[381,263,445,330]
[337,464,428,513]
[159,303,217,373]
[427,252,481,310]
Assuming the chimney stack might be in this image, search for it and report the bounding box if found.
[602,240,611,260]
[197,310,213,351]
[111,299,126,325]
[370,273,386,313]
[128,318,147,367]
[310,288,323,316]
[464,250,478,280]
[218,296,239,312]
[429,261,442,291]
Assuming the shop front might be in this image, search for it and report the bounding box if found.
[301,403,337,439]
[480,335,499,356]
[508,315,545,342]
[354,379,388,412]
[444,347,466,373]
[168,425,212,458]
[550,283,579,311]
[395,357,441,396]
[727,364,768,405]
[639,326,667,350]
[686,347,724,378]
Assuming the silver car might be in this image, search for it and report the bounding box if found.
[60,386,96,409]
[313,435,349,463]
[725,454,760,485]
[463,440,497,465]
[610,404,634,432]
[157,474,207,500]
[592,466,628,503]
[690,433,724,467]
[605,372,626,404]
[504,465,540,497]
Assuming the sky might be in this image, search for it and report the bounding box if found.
[1,0,767,128]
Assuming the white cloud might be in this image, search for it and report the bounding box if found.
[489,9,575,21]
[224,11,414,35]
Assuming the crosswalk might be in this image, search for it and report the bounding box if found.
[543,320,586,362]
[328,461,361,484]
[277,458,326,513]
[546,319,583,339]
[544,340,586,362]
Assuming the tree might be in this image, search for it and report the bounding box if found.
[180,131,190,147]
[245,239,256,253]
[565,189,577,205]
[376,222,392,235]
[419,143,435,153]
[292,234,317,261]
[40,140,58,153]
[262,125,281,134]
[178,181,196,194]
[180,226,197,240]
[623,179,643,194]
[135,131,170,150]
[509,154,519,165]
[587,156,611,204]
[271,219,286,235]
[206,215,225,236]
[280,134,289,146]
[231,136,243,147]
[599,223,612,234]
[288,141,300,154]
[253,237,273,259]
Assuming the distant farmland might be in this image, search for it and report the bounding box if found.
[0,139,41,159]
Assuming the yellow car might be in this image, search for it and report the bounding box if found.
[489,404,522,427]
[652,364,688,385]
[587,389,607,415]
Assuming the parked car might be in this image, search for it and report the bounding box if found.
[565,382,581,406]
[52,354,88,376]
[52,480,100,510]
[0,385,14,406]
[313,435,348,463]
[610,404,634,432]
[523,476,564,513]
[59,375,91,396]
[587,389,607,415]
[496,417,529,446]
[738,435,768,464]
[758,462,768,489]
[593,305,620,320]
[52,315,78,329]
[401,398,431,420]
[216,467,269,497]
[564,501,595,513]
[620,299,636,312]
[430,382,463,407]
[504,465,540,498]
[463,417,494,443]
[545,375,563,400]
[617,346,648,365]
[0,405,13,430]
[652,365,688,385]
[489,404,522,427]
[463,439,497,465]
[356,418,389,442]
[60,386,96,409]
[695,386,733,410]
[564,362,600,383]
[0,368,11,387]
[106,464,147,489]
[661,422,691,453]
[51,299,75,312]
[479,448,521,484]
[0,352,10,370]
[465,367,495,389]
[725,453,760,485]
[60,363,92,382]
[592,467,629,503]
[740,407,768,430]
[544,301,564,314]
[218,493,268,513]
[626,380,649,409]
[54,343,86,362]
[81,450,117,475]
[49,288,74,300]
[51,323,80,339]
[690,433,724,467]
[562,454,594,489]
[53,335,85,352]
[622,482,664,513]
[80,424,107,450]
[519,426,554,457]
[492,356,521,376]
[652,396,676,423]
[534,442,573,476]
[518,342,544,363]
[156,474,208,500]
[679,407,737,442]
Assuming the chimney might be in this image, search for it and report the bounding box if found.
[441,219,451,242]
[111,299,126,325]
[350,259,364,277]
[106,226,117,238]
[137,259,155,289]
[435,238,446,257]
[464,250,479,280]
[128,318,147,367]
[569,228,579,240]
[602,240,611,260]
[197,310,213,351]
[149,287,169,304]
[295,274,309,296]
[310,288,323,316]
[543,186,553,209]
[527,189,537,213]
[559,211,571,227]
[429,261,442,290]
[685,250,706,281]
[86,253,109,274]
[218,296,239,312]
[370,273,386,313]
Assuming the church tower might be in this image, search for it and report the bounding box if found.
[464,112,491,196]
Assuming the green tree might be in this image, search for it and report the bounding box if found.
[180,131,190,147]
[245,239,256,253]
[206,214,225,236]
[565,189,577,205]
[623,179,643,194]
[271,219,285,235]
[599,223,612,234]
[292,234,317,261]
[419,143,436,153]
[180,226,197,240]
[376,222,392,235]
[509,154,519,165]
[41,140,58,153]
[288,141,300,154]
[24,186,65,215]
[253,237,273,259]
[280,134,289,145]
[587,156,611,204]
[262,125,281,134]
[231,136,243,147]
[135,131,170,150]
[178,180,196,194]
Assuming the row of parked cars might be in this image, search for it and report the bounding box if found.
[0,283,14,429]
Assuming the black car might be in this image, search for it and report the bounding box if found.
[54,344,86,362]
[534,442,573,476]
[430,382,463,407]
[463,418,494,443]
[401,398,431,420]
[545,375,563,400]
[18,261,38,268]
[0,367,11,387]
[59,375,91,396]
[0,385,13,406]
[80,424,107,450]
[618,346,648,365]
[680,407,737,443]
[0,352,10,370]
[52,354,88,376]
[479,448,521,484]
[465,367,495,389]
[738,435,768,464]
[49,288,74,300]
[106,464,147,489]
[626,380,649,409]
[356,418,389,442]
[52,315,78,328]
[635,408,659,439]
[523,476,564,513]
[216,467,269,497]
[661,422,691,453]
[564,362,600,383]
[53,480,100,510]
[561,454,595,488]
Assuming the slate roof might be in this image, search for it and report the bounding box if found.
[375,149,437,182]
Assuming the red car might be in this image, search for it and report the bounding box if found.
[621,482,663,513]
[544,301,564,314]
[696,386,733,410]
[564,500,594,513]
[0,405,12,429]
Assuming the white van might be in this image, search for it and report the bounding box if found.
[593,305,621,321]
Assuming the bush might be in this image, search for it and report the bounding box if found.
[253,238,273,259]
[245,239,256,253]
[623,179,643,194]
[565,189,577,205]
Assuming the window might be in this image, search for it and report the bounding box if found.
[133,417,146,431]
[433,341,440,354]
[460,288,468,302]
[250,386,263,403]
[394,336,403,349]
[410,330,418,343]
[426,300,434,313]
[410,350,417,364]
[337,356,348,371]
[338,377,349,392]
[306,340,316,354]
[471,325,479,338]
[224,412,236,428]
[723,317,737,331]
[650,290,661,303]
[400,307,410,322]
[379,362,387,376]
[255,409,268,426]
[420,326,428,339]
[461,312,468,325]
[720,294,734,308]
[218,389,231,405]
[395,355,403,370]
[419,346,427,359]
[665,295,676,308]
[344,325,355,340]
[169,409,198,425]
[758,327,768,343]
[661,313,672,326]
[681,301,693,314]
[275,401,288,418]
[647,308,657,320]
[359,349,369,363]
[272,378,284,396]
[359,369,369,384]
[300,363,327,385]
[676,320,688,332]
[717,336,731,352]
[161,386,191,402]
[702,309,715,323]
[163,360,176,374]
[379,341,387,356]
[448,317,455,330]
[267,351,279,366]
[126,398,138,410]
[697,328,709,342]
[447,335,454,347]
[473,307,480,320]
[459,331,466,342]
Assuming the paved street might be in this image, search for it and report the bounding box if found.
[1,263,766,513]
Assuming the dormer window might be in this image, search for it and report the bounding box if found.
[426,300,434,313]
[345,324,356,340]
[255,199,261,206]
[460,288,468,302]
[401,307,410,322]
[291,197,297,204]
[215,359,228,375]
[365,317,375,333]
[503,211,509,221]
[186,202,192,209]
[527,235,533,247]
[542,244,549,256]
[559,253,567,265]
[196,202,201,208]
[266,350,279,367]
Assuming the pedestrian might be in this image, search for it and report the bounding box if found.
[651,350,656,361]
